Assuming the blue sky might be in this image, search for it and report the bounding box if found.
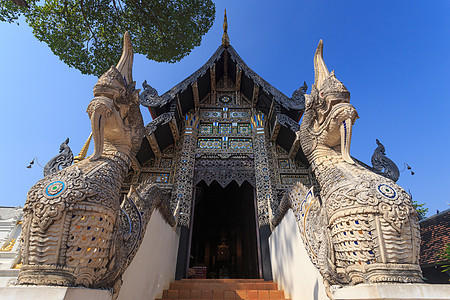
[0,1,449,216]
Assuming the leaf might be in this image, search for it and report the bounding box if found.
[412,200,428,219]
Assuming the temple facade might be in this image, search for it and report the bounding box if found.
[131,21,311,281]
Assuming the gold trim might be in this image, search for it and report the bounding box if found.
[0,238,15,252]
[222,9,230,47]
[74,132,93,163]
[13,262,22,269]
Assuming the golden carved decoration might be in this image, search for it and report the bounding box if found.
[74,132,93,163]
[1,238,15,252]
[222,9,230,48]
[13,262,22,269]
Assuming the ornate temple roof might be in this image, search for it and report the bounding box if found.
[140,10,304,121]
[136,12,307,164]
[140,44,304,120]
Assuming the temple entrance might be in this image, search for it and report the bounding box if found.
[189,181,260,279]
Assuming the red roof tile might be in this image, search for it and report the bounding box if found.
[419,209,450,265]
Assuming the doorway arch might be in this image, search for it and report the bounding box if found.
[189,180,260,278]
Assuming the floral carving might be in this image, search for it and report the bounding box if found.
[27,166,90,231]
[194,158,255,187]
[252,114,277,226]
[171,112,198,227]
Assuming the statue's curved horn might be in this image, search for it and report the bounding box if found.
[116,31,134,85]
[314,40,330,90]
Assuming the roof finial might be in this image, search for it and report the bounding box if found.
[222,9,230,48]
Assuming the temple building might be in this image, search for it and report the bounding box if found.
[1,16,317,299]
[130,13,309,282]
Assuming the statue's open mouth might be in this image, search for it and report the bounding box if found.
[87,97,115,161]
[329,102,358,164]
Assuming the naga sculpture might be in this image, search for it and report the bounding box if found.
[371,139,400,182]
[18,32,173,291]
[43,138,73,177]
[273,41,422,288]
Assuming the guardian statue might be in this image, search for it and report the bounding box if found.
[273,41,422,289]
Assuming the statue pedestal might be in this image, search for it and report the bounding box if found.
[0,286,112,300]
[332,283,450,300]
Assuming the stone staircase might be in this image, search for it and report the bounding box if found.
[157,279,290,299]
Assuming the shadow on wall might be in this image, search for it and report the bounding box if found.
[269,209,328,300]
[313,280,319,300]
[116,210,180,300]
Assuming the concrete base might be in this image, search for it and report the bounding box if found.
[332,283,450,300]
[0,286,112,300]
[0,269,19,287]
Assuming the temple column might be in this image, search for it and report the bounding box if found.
[172,112,198,226]
[251,112,274,280]
[173,112,198,279]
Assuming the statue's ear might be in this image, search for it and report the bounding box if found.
[130,89,140,104]
[306,84,320,109]
[305,94,313,109]
[314,40,330,90]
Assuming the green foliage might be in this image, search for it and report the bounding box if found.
[412,200,428,219]
[440,243,450,273]
[0,0,27,23]
[1,0,215,76]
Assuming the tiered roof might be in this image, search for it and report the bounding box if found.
[136,12,307,165]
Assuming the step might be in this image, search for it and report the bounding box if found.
[161,289,286,299]
[179,279,267,283]
[169,281,278,291]
[160,279,290,299]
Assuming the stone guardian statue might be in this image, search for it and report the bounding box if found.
[273,40,422,289]
[17,32,162,290]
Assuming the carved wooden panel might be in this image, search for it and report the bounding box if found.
[194,158,255,187]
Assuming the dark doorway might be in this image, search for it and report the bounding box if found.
[189,181,259,279]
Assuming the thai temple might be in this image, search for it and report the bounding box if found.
[0,12,449,300]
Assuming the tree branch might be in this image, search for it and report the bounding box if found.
[138,0,167,44]
[79,0,98,46]
[10,0,29,8]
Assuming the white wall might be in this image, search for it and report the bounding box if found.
[117,210,179,300]
[0,207,23,287]
[269,209,328,300]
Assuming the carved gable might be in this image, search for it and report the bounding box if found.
[126,42,317,229]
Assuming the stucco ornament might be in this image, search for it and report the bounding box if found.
[18,32,170,291]
[43,138,74,177]
[274,41,422,289]
[371,139,400,182]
